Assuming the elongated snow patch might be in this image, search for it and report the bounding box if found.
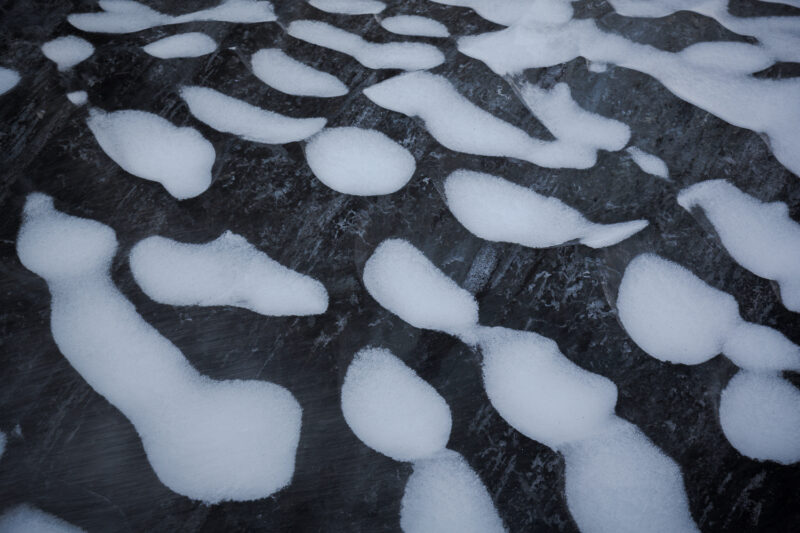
[0,67,20,96]
[720,371,800,464]
[130,231,328,316]
[181,86,326,144]
[380,15,449,38]
[429,0,531,26]
[252,48,347,97]
[627,147,668,179]
[87,108,215,200]
[444,170,648,248]
[143,32,217,58]
[287,20,444,71]
[364,72,614,169]
[305,127,415,195]
[309,0,385,15]
[477,326,618,449]
[617,253,800,371]
[678,179,800,312]
[363,239,479,338]
[341,347,451,461]
[69,0,276,34]
[563,419,700,533]
[401,449,506,533]
[0,505,84,533]
[41,36,94,71]
[16,194,302,502]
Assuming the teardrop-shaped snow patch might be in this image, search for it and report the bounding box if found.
[252,48,347,97]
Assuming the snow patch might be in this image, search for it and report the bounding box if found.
[67,91,88,105]
[309,0,385,15]
[0,505,84,533]
[0,67,20,96]
[143,32,217,58]
[444,170,648,249]
[16,194,302,502]
[87,108,215,200]
[678,179,800,312]
[287,20,444,71]
[429,0,533,26]
[380,15,449,38]
[130,232,328,316]
[626,147,668,179]
[180,85,326,144]
[305,127,415,195]
[41,36,94,71]
[252,48,348,98]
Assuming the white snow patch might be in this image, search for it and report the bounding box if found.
[69,0,276,34]
[444,170,648,249]
[252,48,348,97]
[341,347,451,462]
[287,20,444,71]
[0,431,5,459]
[180,85,326,144]
[380,15,449,38]
[626,147,668,179]
[309,0,385,15]
[16,194,302,503]
[457,10,800,177]
[130,232,328,316]
[305,127,415,195]
[41,36,94,71]
[477,326,618,449]
[364,72,624,169]
[617,253,800,371]
[429,0,533,26]
[401,449,506,533]
[143,32,217,58]
[0,67,20,96]
[67,91,88,105]
[0,505,84,533]
[87,108,215,200]
[363,239,479,339]
[678,179,800,312]
[563,418,700,533]
[720,371,800,464]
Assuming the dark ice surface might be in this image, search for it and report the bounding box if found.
[1,0,799,531]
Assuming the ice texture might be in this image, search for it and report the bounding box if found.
[309,0,385,15]
[364,72,624,169]
[287,20,444,71]
[341,347,451,462]
[305,127,415,195]
[143,32,217,58]
[380,15,449,38]
[444,170,648,249]
[678,179,800,312]
[16,194,302,502]
[87,108,215,200]
[41,36,94,71]
[252,48,348,97]
[626,147,669,179]
[69,0,276,34]
[362,239,479,339]
[180,86,326,144]
[130,232,328,316]
[0,67,20,96]
[456,6,800,177]
[0,505,84,533]
[401,449,506,533]
[720,371,800,464]
[66,91,88,105]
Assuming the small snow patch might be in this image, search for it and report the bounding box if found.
[143,32,217,58]
[309,0,385,15]
[0,505,84,533]
[380,15,449,38]
[627,147,668,179]
[252,48,347,97]
[0,67,20,96]
[66,91,88,105]
[41,36,94,71]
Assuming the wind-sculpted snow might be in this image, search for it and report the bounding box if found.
[0,505,85,533]
[16,194,302,502]
[626,147,669,179]
[444,170,648,249]
[308,0,385,15]
[678,180,800,312]
[252,48,348,97]
[0,67,20,95]
[41,36,94,71]
[380,15,449,38]
[363,239,699,533]
[457,1,800,177]
[87,108,215,200]
[287,20,444,71]
[143,32,217,59]
[68,0,276,34]
[130,232,328,316]
[341,347,505,532]
[429,0,533,26]
[617,253,800,463]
